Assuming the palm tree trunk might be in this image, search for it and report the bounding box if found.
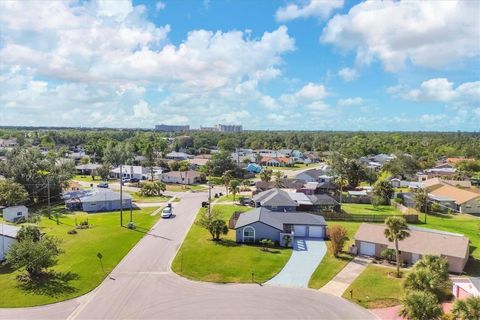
[395,239,400,277]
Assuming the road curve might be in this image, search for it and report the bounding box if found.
[0,188,375,320]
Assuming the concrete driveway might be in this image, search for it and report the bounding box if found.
[0,188,374,320]
[267,237,327,288]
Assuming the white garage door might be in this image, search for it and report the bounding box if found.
[359,242,376,256]
[294,225,307,237]
[309,226,324,238]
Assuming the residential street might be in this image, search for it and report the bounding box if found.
[0,187,374,320]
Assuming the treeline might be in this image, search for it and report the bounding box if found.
[1,129,479,159]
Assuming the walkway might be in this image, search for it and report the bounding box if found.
[319,256,371,296]
[267,238,327,288]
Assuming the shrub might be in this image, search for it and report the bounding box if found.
[381,248,396,262]
[67,229,78,235]
[259,239,274,251]
[328,225,348,257]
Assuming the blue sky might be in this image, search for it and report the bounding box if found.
[0,0,479,130]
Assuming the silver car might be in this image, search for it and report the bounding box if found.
[161,207,172,218]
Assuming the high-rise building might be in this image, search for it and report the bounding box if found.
[214,124,243,132]
[155,124,190,132]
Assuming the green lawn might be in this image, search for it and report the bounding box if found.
[343,265,407,309]
[165,184,206,192]
[129,192,172,203]
[342,204,403,216]
[308,221,359,289]
[216,194,250,203]
[0,207,160,307]
[73,175,101,183]
[172,205,292,283]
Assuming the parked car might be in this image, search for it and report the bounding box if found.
[161,207,172,218]
[97,182,109,188]
[130,177,140,183]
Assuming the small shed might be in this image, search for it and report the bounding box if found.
[0,223,20,261]
[2,206,29,223]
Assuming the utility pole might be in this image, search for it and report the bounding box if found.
[208,182,212,217]
[47,175,51,219]
[120,164,123,227]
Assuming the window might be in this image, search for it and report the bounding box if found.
[243,226,255,242]
[17,212,22,216]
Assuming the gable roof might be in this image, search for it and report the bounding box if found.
[429,184,480,205]
[260,156,291,164]
[81,189,132,203]
[307,194,339,206]
[162,170,200,178]
[0,223,21,239]
[354,223,469,259]
[253,188,299,207]
[234,207,327,230]
[295,169,324,180]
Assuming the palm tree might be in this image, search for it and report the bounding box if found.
[451,296,480,320]
[229,179,240,201]
[399,291,443,320]
[178,161,189,189]
[414,189,429,213]
[222,171,234,196]
[273,171,283,188]
[384,216,410,277]
[259,169,272,182]
[413,255,449,283]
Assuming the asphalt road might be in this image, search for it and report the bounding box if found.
[0,187,375,320]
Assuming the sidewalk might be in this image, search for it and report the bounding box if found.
[319,256,371,296]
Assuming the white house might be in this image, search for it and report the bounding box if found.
[65,189,132,213]
[160,171,201,184]
[2,206,28,223]
[110,165,146,180]
[452,277,480,299]
[0,223,20,261]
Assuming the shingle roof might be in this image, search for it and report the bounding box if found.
[296,169,324,180]
[253,188,299,207]
[162,170,200,178]
[354,223,469,259]
[81,190,132,203]
[307,194,339,205]
[234,207,327,230]
[75,163,102,170]
[429,184,480,205]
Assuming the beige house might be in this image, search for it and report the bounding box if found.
[160,170,201,185]
[429,184,480,214]
[354,223,470,273]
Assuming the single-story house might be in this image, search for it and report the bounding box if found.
[348,190,368,197]
[0,138,18,148]
[307,194,340,212]
[294,169,325,183]
[246,163,262,174]
[234,207,327,244]
[187,158,209,169]
[66,189,132,213]
[75,163,102,176]
[252,188,299,212]
[451,277,480,299]
[260,156,293,167]
[254,179,305,193]
[110,165,146,180]
[428,184,480,214]
[354,223,470,273]
[2,205,28,223]
[160,170,201,184]
[165,151,193,160]
[0,223,20,260]
[421,177,472,192]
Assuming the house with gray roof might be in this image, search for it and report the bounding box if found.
[65,189,132,213]
[75,163,102,176]
[0,223,20,261]
[234,207,327,245]
[252,188,299,212]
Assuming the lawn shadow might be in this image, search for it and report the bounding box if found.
[215,239,239,247]
[127,227,172,240]
[17,271,79,297]
[0,263,15,275]
[464,256,480,276]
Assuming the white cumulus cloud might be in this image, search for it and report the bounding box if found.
[338,67,358,82]
[276,0,344,22]
[321,0,480,71]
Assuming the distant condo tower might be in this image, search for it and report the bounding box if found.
[200,124,243,132]
[155,124,190,132]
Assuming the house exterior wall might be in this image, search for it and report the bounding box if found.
[160,174,200,185]
[82,199,132,212]
[354,240,467,273]
[0,236,17,261]
[3,207,28,222]
[235,221,281,243]
[460,197,480,214]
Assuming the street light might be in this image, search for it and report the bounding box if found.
[207,181,213,217]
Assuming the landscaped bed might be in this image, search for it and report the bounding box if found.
[342,265,408,309]
[171,205,292,283]
[0,207,160,307]
[129,192,172,203]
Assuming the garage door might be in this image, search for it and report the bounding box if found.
[294,225,307,237]
[309,226,324,238]
[359,242,376,256]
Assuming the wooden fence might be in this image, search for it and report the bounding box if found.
[315,211,419,223]
[228,211,242,229]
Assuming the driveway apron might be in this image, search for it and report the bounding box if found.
[267,238,326,288]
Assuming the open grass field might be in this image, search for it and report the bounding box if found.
[172,205,292,283]
[343,265,408,309]
[0,207,160,307]
[342,203,403,216]
[73,174,101,183]
[308,221,359,289]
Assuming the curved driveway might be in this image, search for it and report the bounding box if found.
[0,188,374,320]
